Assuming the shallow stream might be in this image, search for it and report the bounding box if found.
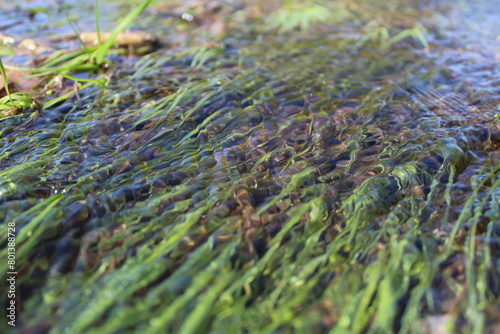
[1,0,499,332]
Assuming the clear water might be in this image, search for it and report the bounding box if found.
[0,0,499,332]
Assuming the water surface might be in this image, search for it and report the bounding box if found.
[0,0,499,333]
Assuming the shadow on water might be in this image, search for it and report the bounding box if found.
[0,0,499,333]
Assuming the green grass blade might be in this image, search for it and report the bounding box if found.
[0,58,15,107]
[92,0,155,65]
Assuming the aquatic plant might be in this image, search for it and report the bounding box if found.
[265,0,333,33]
[356,22,429,50]
[1,0,499,333]
[0,59,35,118]
[2,0,155,109]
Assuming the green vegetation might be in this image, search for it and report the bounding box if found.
[266,0,334,33]
[1,0,499,333]
[265,0,429,50]
[0,59,35,117]
[1,0,154,116]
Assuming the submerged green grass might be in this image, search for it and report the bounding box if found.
[1,0,499,333]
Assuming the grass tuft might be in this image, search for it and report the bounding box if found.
[266,0,333,33]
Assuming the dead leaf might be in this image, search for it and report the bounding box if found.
[0,82,19,98]
[2,69,43,92]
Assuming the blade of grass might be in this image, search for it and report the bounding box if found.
[92,0,155,65]
[60,73,107,87]
[95,0,102,45]
[0,58,15,107]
